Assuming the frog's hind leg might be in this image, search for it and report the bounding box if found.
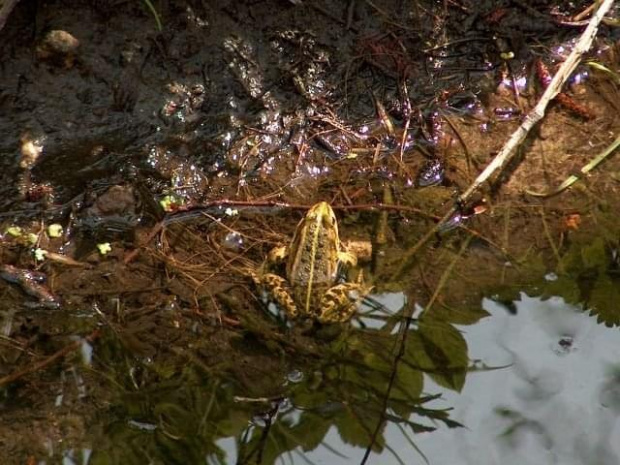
[317,283,365,324]
[256,272,299,320]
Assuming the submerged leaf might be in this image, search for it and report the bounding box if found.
[542,274,582,305]
[581,238,609,271]
[405,318,468,392]
[291,412,334,452]
[335,406,383,451]
[588,274,620,327]
[431,304,490,325]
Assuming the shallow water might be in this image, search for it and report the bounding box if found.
[212,294,620,465]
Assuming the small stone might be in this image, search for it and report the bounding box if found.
[37,30,80,68]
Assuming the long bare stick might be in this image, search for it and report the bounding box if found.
[457,0,615,204]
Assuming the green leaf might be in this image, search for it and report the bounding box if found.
[334,406,382,451]
[581,238,609,271]
[588,274,620,327]
[558,241,584,274]
[406,318,468,392]
[391,361,424,402]
[542,274,582,305]
[432,303,490,325]
[292,412,334,451]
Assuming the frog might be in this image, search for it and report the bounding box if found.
[249,202,369,323]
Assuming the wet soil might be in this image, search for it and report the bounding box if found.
[0,0,619,463]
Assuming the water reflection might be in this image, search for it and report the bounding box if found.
[212,294,620,464]
[225,321,468,463]
[50,287,620,465]
[414,295,620,465]
[85,291,479,464]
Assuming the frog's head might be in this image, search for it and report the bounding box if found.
[306,201,337,230]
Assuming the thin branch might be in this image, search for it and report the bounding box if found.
[362,235,472,463]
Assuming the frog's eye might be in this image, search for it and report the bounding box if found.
[322,211,336,228]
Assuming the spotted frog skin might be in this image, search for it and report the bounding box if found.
[250,202,368,323]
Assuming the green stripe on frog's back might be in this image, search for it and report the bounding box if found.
[303,204,323,313]
[285,202,341,315]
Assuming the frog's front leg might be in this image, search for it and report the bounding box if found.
[317,282,367,323]
[267,245,289,266]
[337,249,358,268]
